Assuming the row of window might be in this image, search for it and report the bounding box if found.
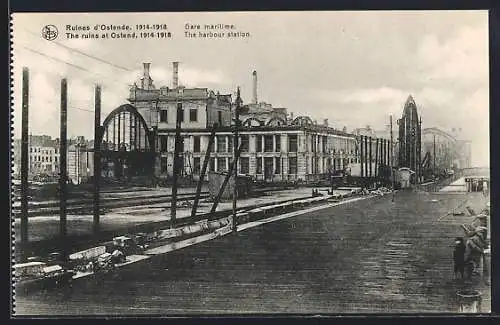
[159,107,198,123]
[159,155,371,177]
[161,156,299,175]
[157,134,377,155]
[29,148,58,154]
[30,156,58,163]
[159,107,227,127]
[311,135,360,155]
[159,135,299,153]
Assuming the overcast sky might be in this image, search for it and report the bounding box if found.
[11,11,489,167]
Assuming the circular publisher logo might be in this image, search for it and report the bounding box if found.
[42,25,58,41]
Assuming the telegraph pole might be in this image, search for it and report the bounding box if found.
[369,137,373,181]
[20,67,29,250]
[191,124,216,218]
[386,139,389,181]
[433,134,436,175]
[390,115,395,199]
[390,116,394,169]
[364,135,368,187]
[232,87,241,232]
[93,85,101,236]
[375,138,379,179]
[171,102,183,225]
[59,78,68,263]
[360,135,364,178]
[384,139,387,167]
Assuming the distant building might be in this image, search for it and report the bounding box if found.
[450,127,472,169]
[12,135,94,183]
[124,63,360,182]
[128,62,233,130]
[352,125,398,167]
[421,127,472,171]
[67,137,94,184]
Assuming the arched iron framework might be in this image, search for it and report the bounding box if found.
[266,117,286,126]
[397,95,421,179]
[242,117,265,127]
[292,116,314,126]
[422,127,456,143]
[98,104,156,180]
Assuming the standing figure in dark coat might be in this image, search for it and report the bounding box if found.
[453,237,466,279]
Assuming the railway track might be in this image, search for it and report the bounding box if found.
[12,192,209,217]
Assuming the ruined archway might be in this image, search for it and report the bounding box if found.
[292,116,314,126]
[242,117,265,127]
[99,104,156,180]
[266,117,286,126]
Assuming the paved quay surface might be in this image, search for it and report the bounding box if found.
[14,188,490,315]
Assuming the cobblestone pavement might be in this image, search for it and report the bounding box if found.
[14,189,490,315]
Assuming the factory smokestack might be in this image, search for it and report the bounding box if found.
[141,62,153,89]
[252,70,258,104]
[173,62,179,89]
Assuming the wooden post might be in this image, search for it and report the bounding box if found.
[382,139,385,167]
[433,134,436,176]
[390,115,394,190]
[364,135,369,177]
[360,135,364,178]
[369,137,373,179]
[191,124,216,218]
[375,138,379,179]
[387,139,390,167]
[93,85,101,236]
[171,102,182,225]
[59,78,68,263]
[210,144,242,214]
[20,68,30,250]
[232,87,241,231]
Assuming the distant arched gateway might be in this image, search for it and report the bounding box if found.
[98,104,156,179]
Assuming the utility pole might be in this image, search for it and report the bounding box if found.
[433,134,436,175]
[191,124,216,218]
[369,136,373,181]
[171,102,182,225]
[210,144,242,214]
[59,78,68,263]
[384,139,387,167]
[386,139,389,168]
[360,135,364,178]
[232,87,241,231]
[413,123,417,185]
[375,138,379,179]
[93,85,101,236]
[364,135,368,187]
[390,115,395,196]
[390,116,394,169]
[418,117,422,184]
[20,67,29,250]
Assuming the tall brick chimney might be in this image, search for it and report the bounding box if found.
[141,62,153,89]
[172,62,179,89]
[252,70,258,104]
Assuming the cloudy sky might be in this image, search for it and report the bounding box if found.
[11,11,489,166]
